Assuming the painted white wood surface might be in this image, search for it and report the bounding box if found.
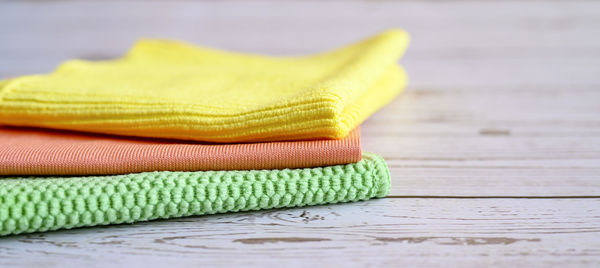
[1,0,599,197]
[1,198,599,267]
[0,0,599,266]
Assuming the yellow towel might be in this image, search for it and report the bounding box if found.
[0,29,409,142]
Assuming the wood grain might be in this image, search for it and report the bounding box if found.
[364,90,600,196]
[0,0,599,266]
[1,198,599,267]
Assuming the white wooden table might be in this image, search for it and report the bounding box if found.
[1,1,599,266]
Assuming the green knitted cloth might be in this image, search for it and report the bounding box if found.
[0,153,390,236]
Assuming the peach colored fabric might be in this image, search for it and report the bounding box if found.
[0,126,361,176]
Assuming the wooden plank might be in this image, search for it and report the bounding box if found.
[2,1,600,54]
[2,1,600,53]
[2,1,600,86]
[0,1,599,196]
[1,198,599,267]
[362,88,600,196]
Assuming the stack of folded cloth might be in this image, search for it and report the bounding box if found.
[0,29,409,236]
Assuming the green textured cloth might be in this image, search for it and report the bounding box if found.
[0,153,390,236]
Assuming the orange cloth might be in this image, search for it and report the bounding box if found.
[0,127,361,175]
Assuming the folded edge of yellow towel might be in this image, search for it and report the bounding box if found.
[0,29,409,142]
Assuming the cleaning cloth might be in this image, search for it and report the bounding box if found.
[0,30,409,142]
[0,126,361,175]
[0,153,390,236]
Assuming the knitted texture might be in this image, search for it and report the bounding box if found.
[0,126,361,175]
[0,30,409,143]
[0,153,390,236]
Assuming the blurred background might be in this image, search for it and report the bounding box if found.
[2,1,598,89]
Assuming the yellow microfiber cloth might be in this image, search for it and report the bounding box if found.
[0,29,409,142]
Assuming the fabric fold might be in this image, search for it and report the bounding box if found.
[0,29,409,142]
[0,126,361,175]
[0,153,390,236]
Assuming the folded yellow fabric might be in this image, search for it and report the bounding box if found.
[0,29,409,142]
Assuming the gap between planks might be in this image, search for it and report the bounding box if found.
[386,195,600,199]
